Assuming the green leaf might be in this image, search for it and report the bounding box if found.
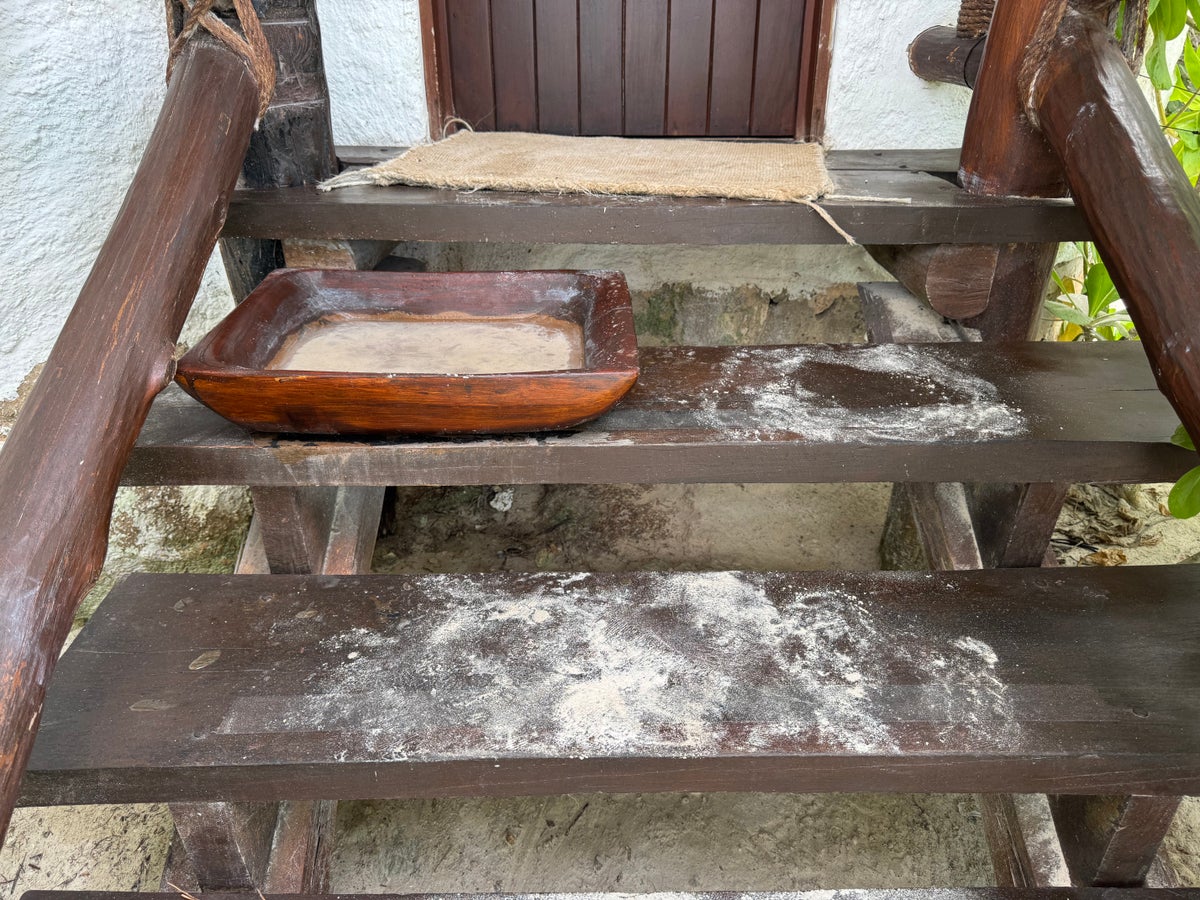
[1157,0,1188,39]
[1188,0,1200,26]
[1183,146,1200,182]
[1169,464,1200,517]
[1084,259,1118,316]
[1172,423,1196,450]
[1185,40,1200,89]
[1044,299,1093,327]
[1147,28,1172,90]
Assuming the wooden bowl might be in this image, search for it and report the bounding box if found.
[174,269,639,435]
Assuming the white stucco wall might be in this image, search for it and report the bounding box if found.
[824,0,973,149]
[0,1,429,401]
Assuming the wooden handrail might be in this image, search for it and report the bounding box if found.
[1028,6,1200,443]
[0,36,261,847]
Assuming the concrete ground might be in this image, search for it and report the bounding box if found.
[2,246,1197,893]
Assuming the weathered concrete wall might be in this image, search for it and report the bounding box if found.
[403,241,888,347]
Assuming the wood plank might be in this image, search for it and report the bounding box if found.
[751,0,806,135]
[224,173,1089,246]
[708,0,757,135]
[534,0,579,134]
[164,485,378,888]
[827,148,962,172]
[24,565,1200,805]
[445,0,495,130]
[125,341,1191,488]
[666,0,715,135]
[624,0,669,135]
[578,0,623,135]
[491,0,538,131]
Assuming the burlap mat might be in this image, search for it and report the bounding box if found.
[319,131,834,203]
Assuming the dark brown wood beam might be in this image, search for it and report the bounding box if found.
[1031,5,1200,448]
[221,0,337,299]
[866,244,1000,320]
[909,25,986,87]
[1051,795,1181,886]
[0,36,260,849]
[959,0,1067,197]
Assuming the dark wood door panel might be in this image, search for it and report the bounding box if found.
[491,0,537,130]
[535,0,580,133]
[666,0,715,135]
[709,0,758,135]
[431,0,820,138]
[579,0,624,134]
[444,0,495,130]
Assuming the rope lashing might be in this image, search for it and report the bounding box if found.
[165,0,276,116]
[956,0,996,38]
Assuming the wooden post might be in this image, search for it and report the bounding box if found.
[0,37,261,849]
[959,0,1067,198]
[908,25,986,87]
[865,244,1000,320]
[220,1,339,300]
[1051,795,1182,886]
[955,0,1070,335]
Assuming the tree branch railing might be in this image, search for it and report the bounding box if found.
[0,36,262,848]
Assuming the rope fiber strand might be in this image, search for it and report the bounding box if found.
[956,0,996,37]
[166,0,275,116]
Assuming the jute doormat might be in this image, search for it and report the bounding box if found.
[319,131,835,203]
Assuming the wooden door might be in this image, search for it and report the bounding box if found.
[423,0,835,139]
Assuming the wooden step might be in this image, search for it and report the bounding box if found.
[224,149,1087,246]
[20,891,1200,900]
[126,341,1191,488]
[23,566,1200,806]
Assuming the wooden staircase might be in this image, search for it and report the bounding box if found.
[5,0,1200,897]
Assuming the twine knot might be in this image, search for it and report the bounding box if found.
[166,0,276,116]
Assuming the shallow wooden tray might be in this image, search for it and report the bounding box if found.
[174,269,639,435]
